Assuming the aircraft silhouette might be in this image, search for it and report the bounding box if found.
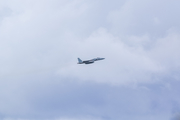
[77,57,105,64]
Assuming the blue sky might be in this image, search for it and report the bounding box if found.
[0,0,180,120]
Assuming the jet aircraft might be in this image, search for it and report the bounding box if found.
[77,57,105,64]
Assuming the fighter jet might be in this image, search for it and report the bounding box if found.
[77,57,105,64]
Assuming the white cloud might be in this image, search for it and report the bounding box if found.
[0,0,180,119]
[57,27,180,85]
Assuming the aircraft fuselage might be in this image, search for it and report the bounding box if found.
[78,57,105,64]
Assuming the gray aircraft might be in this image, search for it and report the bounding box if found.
[77,57,105,64]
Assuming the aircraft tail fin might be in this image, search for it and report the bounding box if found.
[78,58,83,64]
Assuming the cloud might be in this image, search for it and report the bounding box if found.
[0,0,180,120]
[1,0,179,85]
[172,113,180,120]
[1,78,179,120]
[57,27,180,85]
[108,0,180,37]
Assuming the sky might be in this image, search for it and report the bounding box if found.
[0,0,180,120]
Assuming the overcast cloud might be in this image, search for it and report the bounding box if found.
[0,0,180,120]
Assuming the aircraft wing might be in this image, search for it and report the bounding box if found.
[83,60,94,64]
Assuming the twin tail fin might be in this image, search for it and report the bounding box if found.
[78,58,83,64]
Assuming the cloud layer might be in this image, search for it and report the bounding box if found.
[0,0,180,120]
